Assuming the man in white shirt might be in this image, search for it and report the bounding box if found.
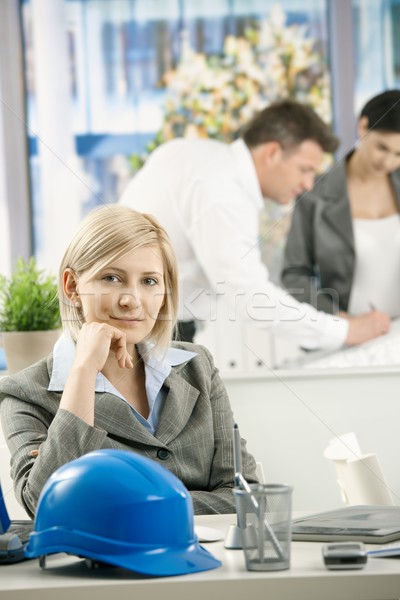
[119,100,390,350]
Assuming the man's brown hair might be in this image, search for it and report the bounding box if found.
[241,99,339,154]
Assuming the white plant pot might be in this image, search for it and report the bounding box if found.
[3,330,61,374]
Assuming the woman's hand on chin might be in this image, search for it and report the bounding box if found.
[75,322,133,373]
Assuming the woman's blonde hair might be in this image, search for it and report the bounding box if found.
[59,204,178,352]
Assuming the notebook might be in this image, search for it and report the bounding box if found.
[0,479,33,564]
[291,505,400,544]
[368,541,400,558]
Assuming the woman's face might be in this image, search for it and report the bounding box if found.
[74,245,165,350]
[357,117,400,176]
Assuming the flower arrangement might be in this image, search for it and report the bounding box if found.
[130,4,332,170]
[129,4,333,279]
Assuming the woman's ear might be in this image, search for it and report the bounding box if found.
[63,268,79,304]
[358,115,369,138]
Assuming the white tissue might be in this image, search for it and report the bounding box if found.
[324,433,394,506]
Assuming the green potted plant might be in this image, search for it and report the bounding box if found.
[0,257,61,373]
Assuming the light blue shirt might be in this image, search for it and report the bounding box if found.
[48,333,197,434]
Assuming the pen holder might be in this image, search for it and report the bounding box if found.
[233,483,293,571]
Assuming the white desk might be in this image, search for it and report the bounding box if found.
[196,315,400,374]
[1,515,400,600]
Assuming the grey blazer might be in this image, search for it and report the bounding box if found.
[281,155,400,313]
[0,342,257,518]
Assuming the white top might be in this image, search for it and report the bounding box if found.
[348,214,400,317]
[120,138,348,351]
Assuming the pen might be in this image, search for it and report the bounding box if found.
[236,471,284,559]
[232,422,247,532]
[233,422,242,487]
[232,423,285,560]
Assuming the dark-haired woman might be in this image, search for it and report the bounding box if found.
[282,90,400,318]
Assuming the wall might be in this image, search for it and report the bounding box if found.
[224,367,400,512]
[0,423,28,519]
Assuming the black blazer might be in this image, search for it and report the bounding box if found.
[281,154,400,314]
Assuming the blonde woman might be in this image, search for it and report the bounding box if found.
[0,205,257,518]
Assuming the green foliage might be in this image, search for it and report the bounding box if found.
[0,257,61,332]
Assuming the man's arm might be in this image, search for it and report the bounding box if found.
[186,177,390,350]
[344,311,391,346]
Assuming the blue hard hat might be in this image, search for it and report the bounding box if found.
[25,449,221,576]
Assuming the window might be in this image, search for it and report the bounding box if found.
[352,0,399,112]
[20,0,329,273]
